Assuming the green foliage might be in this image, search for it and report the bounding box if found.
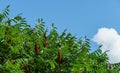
[0,5,120,73]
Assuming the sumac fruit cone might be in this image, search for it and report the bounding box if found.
[7,39,12,44]
[43,32,47,47]
[57,50,62,63]
[5,28,9,35]
[24,65,30,73]
[35,42,39,55]
[5,31,8,35]
[9,56,12,63]
[109,65,112,70]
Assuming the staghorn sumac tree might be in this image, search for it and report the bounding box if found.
[0,5,120,73]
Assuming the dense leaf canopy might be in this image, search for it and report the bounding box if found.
[0,5,120,73]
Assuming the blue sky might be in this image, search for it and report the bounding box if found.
[1,0,120,51]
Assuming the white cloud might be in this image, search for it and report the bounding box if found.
[93,27,120,64]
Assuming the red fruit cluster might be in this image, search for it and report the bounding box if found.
[24,65,30,73]
[5,31,8,35]
[7,39,12,44]
[9,56,12,63]
[35,42,40,55]
[43,32,47,47]
[58,50,62,63]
